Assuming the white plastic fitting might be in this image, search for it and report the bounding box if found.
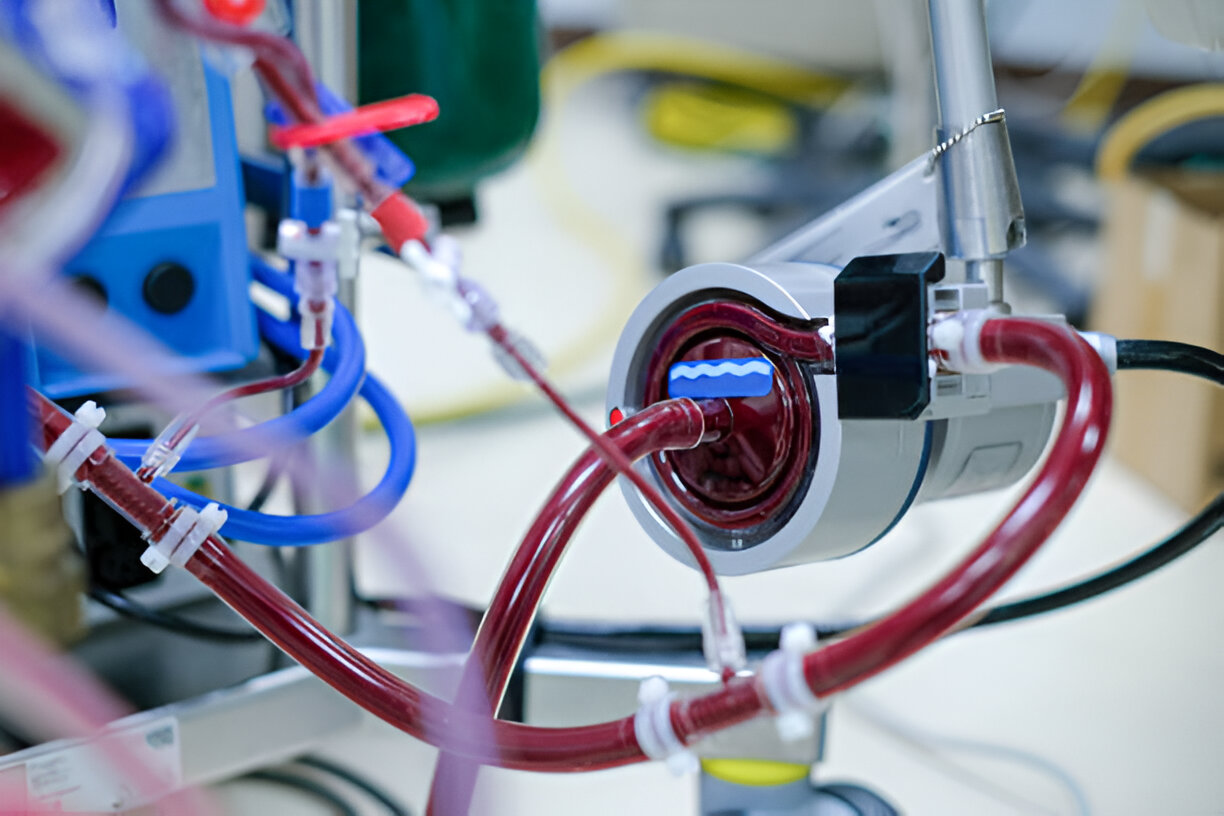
[633,676,698,775]
[278,218,341,350]
[43,401,108,494]
[701,594,747,677]
[759,623,827,742]
[929,309,1002,374]
[140,502,227,575]
[278,218,341,264]
[1078,331,1118,375]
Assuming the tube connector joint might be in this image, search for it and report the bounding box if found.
[400,238,500,333]
[929,309,1002,374]
[278,218,340,350]
[138,420,198,484]
[701,593,747,678]
[759,623,827,742]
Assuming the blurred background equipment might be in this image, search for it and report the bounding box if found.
[0,0,1222,814]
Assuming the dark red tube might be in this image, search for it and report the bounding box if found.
[486,325,727,597]
[136,349,324,481]
[187,535,646,771]
[798,319,1111,694]
[428,398,731,814]
[649,300,834,367]
[32,391,176,537]
[677,317,1113,741]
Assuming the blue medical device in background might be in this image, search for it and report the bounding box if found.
[32,4,257,398]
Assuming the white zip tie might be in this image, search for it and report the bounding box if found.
[759,623,827,742]
[43,401,108,494]
[633,676,697,775]
[140,502,227,575]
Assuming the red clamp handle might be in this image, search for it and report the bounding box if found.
[270,94,440,150]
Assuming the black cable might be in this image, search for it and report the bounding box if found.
[1116,338,1224,382]
[536,339,1224,647]
[968,338,1224,626]
[536,487,1224,646]
[976,491,1224,626]
[294,756,412,816]
[245,459,284,514]
[239,769,361,816]
[89,586,263,643]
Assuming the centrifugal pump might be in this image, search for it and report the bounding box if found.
[607,252,1104,574]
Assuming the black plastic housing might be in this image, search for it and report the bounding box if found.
[833,252,945,419]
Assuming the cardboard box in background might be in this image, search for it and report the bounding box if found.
[1091,172,1224,511]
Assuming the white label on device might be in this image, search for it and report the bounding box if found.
[25,717,182,812]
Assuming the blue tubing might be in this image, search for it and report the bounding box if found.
[111,261,364,472]
[118,258,417,545]
[153,367,416,545]
[0,329,35,486]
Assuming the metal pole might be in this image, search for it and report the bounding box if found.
[292,0,360,633]
[926,0,1024,300]
[928,0,998,132]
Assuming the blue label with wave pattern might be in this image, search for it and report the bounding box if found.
[667,357,775,399]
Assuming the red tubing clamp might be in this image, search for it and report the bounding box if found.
[270,94,440,150]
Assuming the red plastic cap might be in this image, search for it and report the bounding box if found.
[608,407,624,426]
[203,0,265,25]
[371,193,431,252]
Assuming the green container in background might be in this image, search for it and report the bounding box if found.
[357,0,541,206]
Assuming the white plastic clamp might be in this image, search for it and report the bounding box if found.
[43,401,108,494]
[929,309,1002,375]
[277,218,341,263]
[140,502,227,575]
[759,623,827,742]
[633,676,698,775]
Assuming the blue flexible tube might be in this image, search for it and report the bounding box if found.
[110,260,364,472]
[124,258,417,545]
[0,329,36,486]
[154,367,415,545]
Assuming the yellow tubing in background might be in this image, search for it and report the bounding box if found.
[1096,83,1224,180]
[407,32,844,425]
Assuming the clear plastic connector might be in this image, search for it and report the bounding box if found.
[399,238,551,378]
[138,420,199,483]
[490,330,546,382]
[294,260,337,350]
[701,593,747,678]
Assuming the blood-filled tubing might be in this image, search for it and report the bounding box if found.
[110,258,365,474]
[429,398,734,813]
[109,265,417,546]
[29,316,1111,774]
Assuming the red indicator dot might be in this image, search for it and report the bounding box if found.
[203,0,265,26]
[608,407,624,426]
